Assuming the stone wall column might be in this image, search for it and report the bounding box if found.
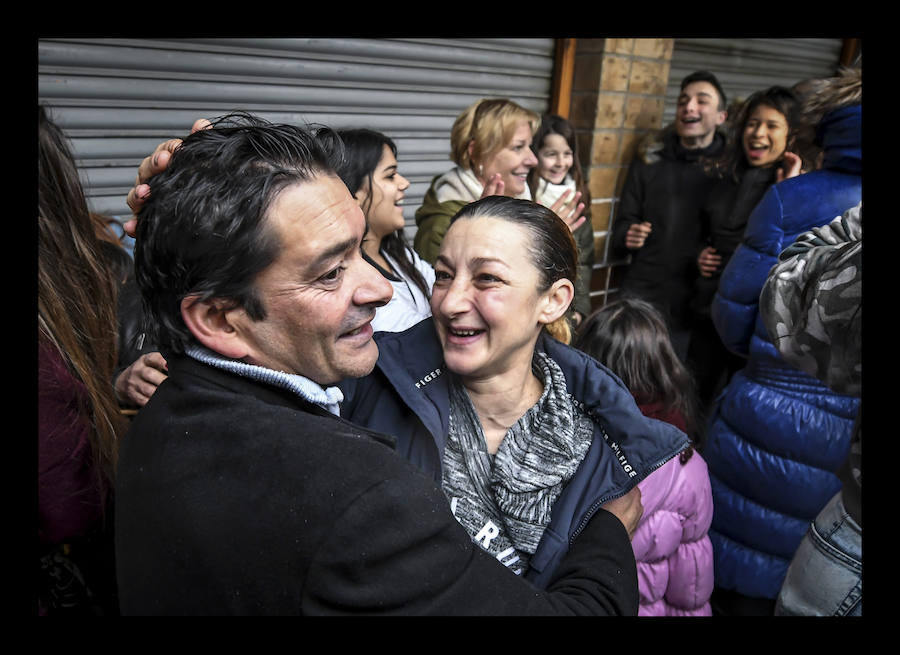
[568,38,674,311]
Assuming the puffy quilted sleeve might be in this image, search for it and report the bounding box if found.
[632,454,714,615]
[711,185,785,356]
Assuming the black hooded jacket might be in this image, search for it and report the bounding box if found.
[611,129,725,329]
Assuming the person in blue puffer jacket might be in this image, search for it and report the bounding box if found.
[704,67,862,615]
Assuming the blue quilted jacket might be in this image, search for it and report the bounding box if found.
[706,104,862,599]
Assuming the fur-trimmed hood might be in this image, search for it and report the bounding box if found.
[635,124,726,165]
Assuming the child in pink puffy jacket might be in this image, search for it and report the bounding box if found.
[575,298,715,616]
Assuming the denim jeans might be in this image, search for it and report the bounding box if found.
[775,491,861,616]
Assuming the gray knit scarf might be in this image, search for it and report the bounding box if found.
[442,351,594,575]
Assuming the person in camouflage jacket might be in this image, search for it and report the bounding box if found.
[760,202,861,616]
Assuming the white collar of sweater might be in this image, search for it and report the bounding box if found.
[434,165,532,204]
[185,345,344,416]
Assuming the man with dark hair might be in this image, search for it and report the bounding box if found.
[610,70,728,360]
[115,113,642,615]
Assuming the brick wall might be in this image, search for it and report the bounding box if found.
[568,38,675,312]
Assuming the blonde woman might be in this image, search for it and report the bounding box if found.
[414,98,585,263]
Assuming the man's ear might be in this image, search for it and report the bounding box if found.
[180,296,251,360]
[716,109,728,127]
[537,279,575,326]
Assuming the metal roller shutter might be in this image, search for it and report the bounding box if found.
[38,37,557,234]
[664,38,846,124]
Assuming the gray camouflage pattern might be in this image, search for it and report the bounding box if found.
[760,202,861,396]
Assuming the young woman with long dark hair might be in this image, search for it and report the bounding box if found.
[323,128,436,333]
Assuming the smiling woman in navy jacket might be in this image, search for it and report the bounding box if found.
[341,196,688,589]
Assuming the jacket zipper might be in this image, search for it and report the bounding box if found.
[568,447,686,545]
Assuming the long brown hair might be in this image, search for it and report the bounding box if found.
[325,128,432,302]
[38,106,125,483]
[574,298,700,455]
[705,86,802,182]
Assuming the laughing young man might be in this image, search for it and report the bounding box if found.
[610,71,728,361]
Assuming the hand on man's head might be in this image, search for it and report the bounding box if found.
[124,119,212,237]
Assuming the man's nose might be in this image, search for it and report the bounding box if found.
[355,262,393,308]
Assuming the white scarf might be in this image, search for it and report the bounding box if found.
[533,174,576,210]
[434,166,533,204]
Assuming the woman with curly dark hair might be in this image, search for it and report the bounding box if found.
[688,86,805,416]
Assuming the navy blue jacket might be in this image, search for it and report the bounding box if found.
[340,317,689,589]
[706,104,862,599]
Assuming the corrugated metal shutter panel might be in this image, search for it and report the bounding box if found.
[38,37,556,231]
[664,38,845,124]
